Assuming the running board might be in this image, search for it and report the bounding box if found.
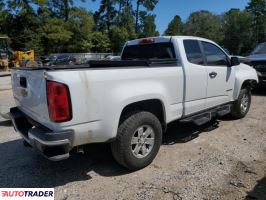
[180,104,232,126]
[0,112,10,120]
[216,105,231,117]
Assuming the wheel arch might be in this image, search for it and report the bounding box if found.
[233,79,258,100]
[241,79,257,89]
[119,99,167,131]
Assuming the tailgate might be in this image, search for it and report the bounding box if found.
[11,69,50,125]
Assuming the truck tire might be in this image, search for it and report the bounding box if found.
[111,111,162,170]
[231,88,251,119]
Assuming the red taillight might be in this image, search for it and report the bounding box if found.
[46,81,72,122]
[139,38,155,44]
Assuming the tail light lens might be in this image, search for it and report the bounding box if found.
[46,80,72,122]
[139,38,155,44]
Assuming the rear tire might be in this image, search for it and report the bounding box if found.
[111,111,162,170]
[231,88,251,119]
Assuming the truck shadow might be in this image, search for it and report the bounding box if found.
[252,85,266,96]
[0,120,220,188]
[245,176,266,200]
[0,120,12,127]
[0,139,128,188]
[163,120,219,145]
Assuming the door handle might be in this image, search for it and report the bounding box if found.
[209,72,217,79]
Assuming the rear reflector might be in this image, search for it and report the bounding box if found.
[46,81,72,122]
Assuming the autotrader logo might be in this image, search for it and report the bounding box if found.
[0,188,54,200]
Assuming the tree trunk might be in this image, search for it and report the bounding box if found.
[117,0,122,23]
[106,0,111,32]
[64,0,69,21]
[135,0,140,33]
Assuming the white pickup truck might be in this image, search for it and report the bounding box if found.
[10,36,258,170]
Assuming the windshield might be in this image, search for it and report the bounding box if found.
[122,42,176,60]
[251,43,266,55]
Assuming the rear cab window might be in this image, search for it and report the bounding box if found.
[183,40,204,65]
[121,39,177,62]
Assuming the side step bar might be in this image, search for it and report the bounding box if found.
[0,112,10,120]
[180,104,232,126]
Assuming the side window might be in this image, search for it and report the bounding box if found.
[183,40,204,65]
[202,42,228,66]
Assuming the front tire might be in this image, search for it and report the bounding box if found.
[231,88,251,119]
[111,111,162,170]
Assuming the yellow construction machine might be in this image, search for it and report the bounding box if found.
[0,36,35,71]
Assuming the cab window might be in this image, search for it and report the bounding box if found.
[202,42,228,66]
[183,40,204,65]
[122,42,176,60]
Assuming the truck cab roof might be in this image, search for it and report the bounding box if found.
[126,36,216,46]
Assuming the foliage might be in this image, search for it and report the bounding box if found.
[94,0,117,32]
[183,10,224,44]
[135,0,158,33]
[90,31,111,52]
[109,26,130,53]
[221,9,255,55]
[164,15,183,36]
[66,8,95,53]
[246,0,266,43]
[0,0,265,56]
[139,11,159,37]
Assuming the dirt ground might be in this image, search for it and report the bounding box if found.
[0,83,265,200]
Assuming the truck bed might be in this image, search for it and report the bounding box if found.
[17,59,179,71]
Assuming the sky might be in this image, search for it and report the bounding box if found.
[77,0,250,34]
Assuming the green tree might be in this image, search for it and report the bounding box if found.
[47,0,86,21]
[94,0,117,32]
[6,0,40,50]
[91,31,111,52]
[0,0,4,11]
[135,0,158,32]
[66,8,94,52]
[116,3,136,39]
[41,18,72,53]
[246,0,266,43]
[184,10,223,43]
[109,26,129,53]
[114,0,126,22]
[7,0,33,13]
[164,15,183,36]
[222,9,255,55]
[138,11,159,37]
[0,1,11,34]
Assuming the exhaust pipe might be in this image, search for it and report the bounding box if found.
[76,146,84,154]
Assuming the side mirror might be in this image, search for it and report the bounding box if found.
[230,56,240,66]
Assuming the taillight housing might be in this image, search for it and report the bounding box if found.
[138,38,155,44]
[46,80,72,122]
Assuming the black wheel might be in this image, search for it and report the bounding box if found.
[111,111,162,170]
[231,88,251,119]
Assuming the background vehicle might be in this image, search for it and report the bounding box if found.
[248,42,266,83]
[0,36,35,71]
[43,54,76,66]
[10,36,258,170]
[104,55,121,61]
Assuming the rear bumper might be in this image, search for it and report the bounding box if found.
[10,107,74,161]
